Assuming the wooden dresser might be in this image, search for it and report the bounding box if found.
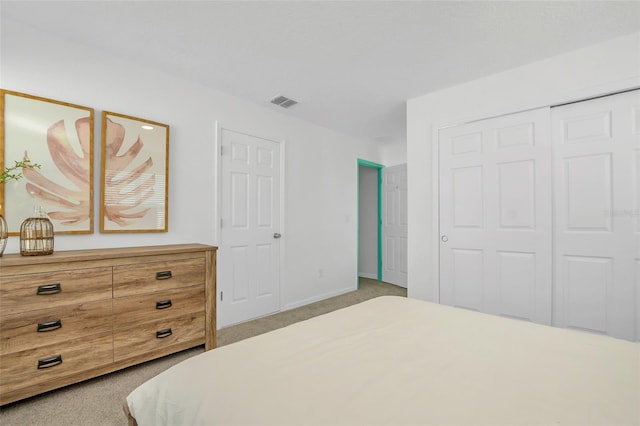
[0,243,217,405]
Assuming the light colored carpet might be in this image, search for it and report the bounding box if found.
[0,278,406,425]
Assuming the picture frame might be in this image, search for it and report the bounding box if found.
[100,111,169,233]
[0,89,94,235]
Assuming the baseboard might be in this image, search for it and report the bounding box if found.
[358,273,377,279]
[283,286,355,311]
[383,281,407,289]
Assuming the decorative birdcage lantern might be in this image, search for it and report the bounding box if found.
[20,206,54,256]
[0,213,7,257]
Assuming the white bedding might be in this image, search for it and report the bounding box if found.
[126,296,640,425]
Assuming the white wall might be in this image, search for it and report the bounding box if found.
[407,32,640,301]
[1,19,387,311]
[379,140,407,167]
[358,165,378,279]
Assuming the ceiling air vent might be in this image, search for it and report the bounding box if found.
[270,95,298,109]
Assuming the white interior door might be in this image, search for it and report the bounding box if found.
[382,163,408,287]
[219,129,282,328]
[439,108,552,324]
[552,89,639,341]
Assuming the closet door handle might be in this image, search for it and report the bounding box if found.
[37,319,62,332]
[156,300,173,310]
[155,271,173,280]
[156,328,173,339]
[36,283,62,295]
[37,354,63,369]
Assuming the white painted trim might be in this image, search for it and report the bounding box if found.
[431,124,440,303]
[359,272,377,280]
[389,281,408,289]
[283,286,354,311]
[213,120,221,246]
[213,120,222,314]
[278,138,286,317]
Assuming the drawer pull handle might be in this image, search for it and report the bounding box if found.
[37,354,63,369]
[36,283,62,295]
[156,328,173,339]
[37,319,63,332]
[156,300,173,310]
[156,271,173,280]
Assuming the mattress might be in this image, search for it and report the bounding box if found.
[126,296,640,425]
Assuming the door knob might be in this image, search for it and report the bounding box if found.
[273,233,282,239]
[441,235,448,242]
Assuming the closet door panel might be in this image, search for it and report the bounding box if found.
[553,89,639,341]
[563,255,612,333]
[451,166,484,228]
[450,248,484,311]
[497,160,535,229]
[563,153,612,231]
[439,108,552,323]
[496,251,536,320]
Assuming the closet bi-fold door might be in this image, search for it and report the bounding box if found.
[552,89,639,341]
[439,108,552,324]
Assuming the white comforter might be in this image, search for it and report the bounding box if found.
[127,296,640,425]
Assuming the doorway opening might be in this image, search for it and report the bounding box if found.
[357,159,384,285]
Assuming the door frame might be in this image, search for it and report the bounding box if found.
[215,122,286,328]
[357,159,384,282]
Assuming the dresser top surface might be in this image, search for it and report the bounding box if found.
[0,244,217,268]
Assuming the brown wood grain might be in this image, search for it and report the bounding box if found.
[0,243,215,267]
[0,268,112,315]
[114,312,204,362]
[0,332,113,394]
[0,301,113,354]
[113,285,204,326]
[0,244,217,406]
[113,257,205,298]
[205,247,217,350]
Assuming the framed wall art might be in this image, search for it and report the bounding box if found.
[100,111,169,233]
[0,89,94,235]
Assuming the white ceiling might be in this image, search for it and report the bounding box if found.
[2,1,640,144]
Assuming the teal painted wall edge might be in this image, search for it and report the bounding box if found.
[357,159,384,282]
[357,159,385,169]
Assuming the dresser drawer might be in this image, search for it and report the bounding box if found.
[1,301,113,354]
[113,285,203,328]
[0,244,216,405]
[0,268,113,315]
[0,332,113,395]
[114,312,204,362]
[113,257,204,297]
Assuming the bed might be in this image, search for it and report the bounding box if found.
[124,296,639,425]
